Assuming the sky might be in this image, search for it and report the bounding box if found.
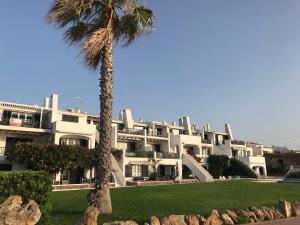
[1,1,300,148]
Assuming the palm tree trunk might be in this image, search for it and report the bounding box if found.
[92,30,113,215]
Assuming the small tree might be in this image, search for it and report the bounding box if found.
[207,155,229,179]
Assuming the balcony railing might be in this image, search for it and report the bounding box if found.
[125,151,154,158]
[147,131,168,138]
[202,139,211,144]
[231,140,245,145]
[0,118,42,129]
[118,128,144,136]
[156,152,180,159]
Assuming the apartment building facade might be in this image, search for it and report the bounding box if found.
[0,94,268,186]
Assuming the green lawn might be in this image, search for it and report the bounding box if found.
[50,180,300,225]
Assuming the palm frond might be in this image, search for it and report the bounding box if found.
[47,0,94,27]
[81,28,109,69]
[133,5,153,30]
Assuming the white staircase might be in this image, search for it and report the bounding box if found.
[111,154,126,187]
[182,154,213,182]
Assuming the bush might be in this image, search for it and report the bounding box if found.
[207,155,229,178]
[5,142,96,174]
[0,170,52,225]
[286,171,300,179]
[224,158,258,178]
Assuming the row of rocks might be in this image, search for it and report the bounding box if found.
[103,200,300,225]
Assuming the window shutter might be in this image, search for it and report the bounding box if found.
[125,165,132,177]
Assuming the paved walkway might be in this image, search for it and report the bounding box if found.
[246,217,300,225]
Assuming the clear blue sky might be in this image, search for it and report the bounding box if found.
[1,1,300,148]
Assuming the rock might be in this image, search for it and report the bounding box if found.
[185,215,199,225]
[262,207,274,220]
[197,215,207,225]
[224,210,239,224]
[204,210,223,225]
[103,222,119,225]
[0,195,41,225]
[121,221,139,225]
[259,208,272,221]
[292,202,300,217]
[78,206,99,225]
[278,199,292,218]
[236,209,258,223]
[273,208,284,220]
[220,213,234,225]
[151,216,160,225]
[161,215,187,225]
[104,221,138,225]
[249,207,264,221]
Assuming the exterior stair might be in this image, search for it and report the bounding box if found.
[182,154,213,182]
[111,154,126,187]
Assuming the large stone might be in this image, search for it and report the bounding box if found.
[78,206,99,225]
[120,221,139,225]
[224,210,239,224]
[235,209,258,223]
[259,208,272,221]
[262,207,274,220]
[185,215,199,225]
[204,210,223,225]
[161,215,187,225]
[151,216,160,225]
[197,215,207,225]
[292,202,300,217]
[104,221,138,225]
[249,207,264,221]
[273,208,284,220]
[220,213,234,225]
[0,195,41,225]
[278,199,292,218]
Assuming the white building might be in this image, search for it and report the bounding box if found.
[0,94,268,186]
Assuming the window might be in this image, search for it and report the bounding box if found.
[62,171,69,180]
[62,114,79,123]
[132,165,142,177]
[127,142,136,152]
[87,120,91,124]
[154,144,161,152]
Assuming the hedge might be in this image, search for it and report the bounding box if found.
[207,155,229,178]
[224,158,258,178]
[0,170,52,225]
[5,142,96,174]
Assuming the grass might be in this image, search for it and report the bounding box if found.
[50,180,300,225]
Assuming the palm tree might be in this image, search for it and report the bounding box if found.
[47,0,153,214]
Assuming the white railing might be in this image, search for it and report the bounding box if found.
[110,154,126,187]
[182,154,213,182]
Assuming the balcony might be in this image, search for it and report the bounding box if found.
[147,131,168,138]
[156,152,180,159]
[118,128,144,136]
[0,118,44,129]
[125,151,154,158]
[202,139,211,144]
[231,140,245,146]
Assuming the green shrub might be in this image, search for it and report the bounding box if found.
[224,158,258,178]
[207,155,229,178]
[0,170,52,225]
[5,142,96,174]
[286,171,300,179]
